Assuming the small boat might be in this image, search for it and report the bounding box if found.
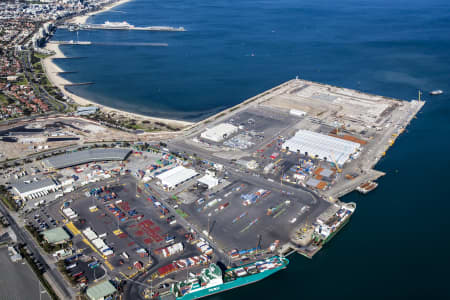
[356,181,378,194]
[430,90,443,95]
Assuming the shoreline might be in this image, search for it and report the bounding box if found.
[67,0,134,25]
[42,1,193,129]
[42,43,193,129]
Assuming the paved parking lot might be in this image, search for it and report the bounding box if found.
[26,208,59,232]
[178,178,329,251]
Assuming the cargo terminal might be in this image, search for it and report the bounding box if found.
[128,78,423,299]
[1,78,424,300]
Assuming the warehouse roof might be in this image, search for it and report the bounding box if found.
[42,227,70,244]
[282,130,360,166]
[198,174,219,189]
[200,123,238,142]
[86,280,117,300]
[43,148,131,169]
[12,177,58,194]
[156,166,198,189]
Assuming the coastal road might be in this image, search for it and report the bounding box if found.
[21,50,69,112]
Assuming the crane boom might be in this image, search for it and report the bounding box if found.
[330,153,342,173]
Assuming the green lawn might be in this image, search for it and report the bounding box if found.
[33,52,51,60]
[175,208,189,218]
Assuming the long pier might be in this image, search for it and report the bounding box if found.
[53,56,87,60]
[50,40,91,45]
[62,23,185,32]
[64,82,94,87]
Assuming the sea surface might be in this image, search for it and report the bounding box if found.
[53,0,450,299]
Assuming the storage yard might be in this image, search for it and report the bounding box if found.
[24,175,208,284]
[175,179,328,251]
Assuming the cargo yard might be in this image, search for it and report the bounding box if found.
[0,78,424,300]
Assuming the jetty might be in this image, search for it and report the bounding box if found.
[50,40,91,45]
[64,82,94,87]
[61,21,186,32]
[56,71,78,74]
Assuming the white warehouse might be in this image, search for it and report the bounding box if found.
[200,123,238,142]
[198,174,219,189]
[12,177,60,201]
[156,166,198,190]
[282,130,360,166]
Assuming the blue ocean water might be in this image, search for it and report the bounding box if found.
[53,0,450,299]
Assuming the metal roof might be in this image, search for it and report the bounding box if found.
[12,177,58,194]
[42,227,70,244]
[43,148,131,169]
[156,165,198,189]
[200,123,238,142]
[319,168,334,177]
[306,178,320,187]
[86,280,117,300]
[282,130,360,166]
[198,174,219,188]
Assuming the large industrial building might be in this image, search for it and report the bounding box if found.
[43,148,131,169]
[200,123,238,142]
[198,174,219,189]
[12,177,60,201]
[156,165,198,190]
[282,130,360,166]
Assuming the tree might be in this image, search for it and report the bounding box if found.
[23,107,32,116]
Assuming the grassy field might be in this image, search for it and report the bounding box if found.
[34,52,51,60]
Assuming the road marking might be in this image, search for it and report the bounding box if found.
[65,221,80,235]
[113,229,123,235]
[104,260,114,271]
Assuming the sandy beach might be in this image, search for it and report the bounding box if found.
[42,42,192,129]
[68,0,134,25]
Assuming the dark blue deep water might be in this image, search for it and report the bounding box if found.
[53,0,450,299]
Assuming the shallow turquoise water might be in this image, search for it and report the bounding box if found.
[53,0,450,298]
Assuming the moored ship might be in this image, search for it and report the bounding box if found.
[102,21,134,29]
[171,256,289,299]
[313,202,356,245]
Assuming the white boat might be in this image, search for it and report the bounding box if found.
[103,21,134,29]
[430,90,443,95]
